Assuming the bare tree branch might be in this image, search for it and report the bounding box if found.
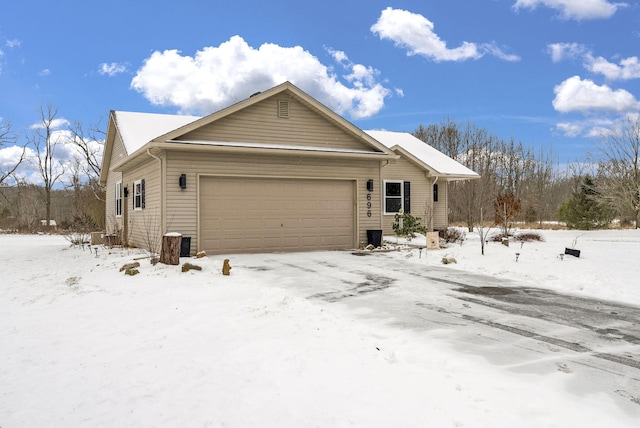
[595,117,640,228]
[0,121,28,185]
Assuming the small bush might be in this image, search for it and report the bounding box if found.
[515,232,544,242]
[439,227,466,244]
[490,232,511,242]
[392,211,426,238]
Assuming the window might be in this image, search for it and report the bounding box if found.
[133,179,145,210]
[433,183,439,202]
[115,181,122,217]
[384,180,411,214]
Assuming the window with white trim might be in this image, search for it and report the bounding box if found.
[384,180,403,214]
[115,181,122,217]
[133,179,145,210]
[384,180,411,214]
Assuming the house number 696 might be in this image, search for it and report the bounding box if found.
[366,193,372,217]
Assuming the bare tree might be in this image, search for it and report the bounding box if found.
[594,118,640,228]
[0,120,27,185]
[27,104,67,229]
[67,119,105,184]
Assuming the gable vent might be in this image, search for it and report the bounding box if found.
[278,100,289,118]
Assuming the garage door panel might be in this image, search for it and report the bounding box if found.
[200,177,354,254]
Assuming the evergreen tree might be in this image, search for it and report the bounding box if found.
[558,176,613,229]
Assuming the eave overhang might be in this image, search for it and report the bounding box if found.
[110,139,399,172]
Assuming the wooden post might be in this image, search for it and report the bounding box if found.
[160,233,182,265]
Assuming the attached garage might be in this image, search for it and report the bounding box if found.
[199,176,355,254]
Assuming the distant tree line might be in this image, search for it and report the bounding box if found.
[413,117,640,230]
[0,104,105,232]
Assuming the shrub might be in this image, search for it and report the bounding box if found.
[490,232,511,242]
[515,232,544,242]
[439,227,466,244]
[392,211,426,238]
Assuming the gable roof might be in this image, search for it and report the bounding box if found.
[99,82,399,183]
[154,82,393,155]
[365,130,480,180]
[115,111,201,155]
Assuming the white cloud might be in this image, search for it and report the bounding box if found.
[555,121,585,137]
[584,53,640,80]
[0,145,29,170]
[131,36,391,119]
[370,7,519,62]
[513,0,625,20]
[29,118,70,131]
[547,43,588,62]
[552,75,640,113]
[6,39,21,48]
[555,118,618,138]
[39,69,51,76]
[99,62,128,77]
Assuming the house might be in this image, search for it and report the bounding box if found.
[365,130,479,233]
[99,81,478,255]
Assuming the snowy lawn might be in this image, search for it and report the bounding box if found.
[1,229,639,427]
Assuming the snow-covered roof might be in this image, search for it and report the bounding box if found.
[365,130,479,179]
[114,111,201,154]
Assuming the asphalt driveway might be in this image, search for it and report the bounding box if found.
[237,250,640,410]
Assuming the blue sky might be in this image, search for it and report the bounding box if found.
[1,0,639,174]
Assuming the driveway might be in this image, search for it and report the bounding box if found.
[238,250,640,408]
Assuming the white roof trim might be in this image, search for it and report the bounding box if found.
[167,139,391,156]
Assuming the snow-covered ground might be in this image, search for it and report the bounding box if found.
[1,229,639,427]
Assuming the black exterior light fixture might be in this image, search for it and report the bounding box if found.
[366,179,374,192]
[179,174,187,189]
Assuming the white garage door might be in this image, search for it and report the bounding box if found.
[199,176,355,254]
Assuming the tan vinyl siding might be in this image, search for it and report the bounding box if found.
[122,157,162,252]
[111,132,129,165]
[104,134,127,236]
[381,157,448,234]
[165,151,382,252]
[179,96,375,153]
[434,181,448,230]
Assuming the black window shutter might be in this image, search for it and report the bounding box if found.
[433,183,439,202]
[141,179,146,209]
[403,181,411,213]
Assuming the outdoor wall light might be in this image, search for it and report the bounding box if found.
[366,179,374,192]
[124,187,129,197]
[179,174,187,189]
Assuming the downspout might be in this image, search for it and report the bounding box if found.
[147,148,165,234]
[430,174,439,231]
